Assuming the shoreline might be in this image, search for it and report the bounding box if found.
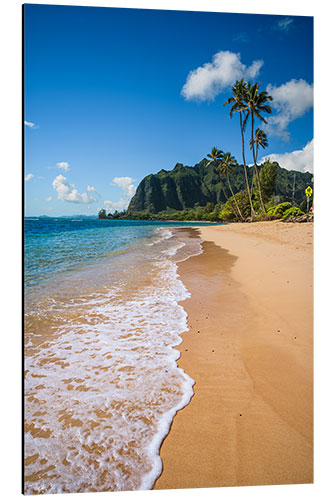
[154,220,313,489]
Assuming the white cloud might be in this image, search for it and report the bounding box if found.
[56,161,70,171]
[52,174,97,204]
[45,196,53,202]
[87,185,101,198]
[265,79,313,139]
[261,139,313,174]
[104,199,129,212]
[25,173,34,181]
[277,17,294,32]
[112,177,136,198]
[24,120,39,129]
[104,177,137,212]
[181,50,263,101]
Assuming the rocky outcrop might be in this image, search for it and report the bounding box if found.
[127,159,313,214]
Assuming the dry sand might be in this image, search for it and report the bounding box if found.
[154,220,313,490]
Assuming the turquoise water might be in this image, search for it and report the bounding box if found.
[24,217,219,288]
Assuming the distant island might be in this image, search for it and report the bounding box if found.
[99,158,313,223]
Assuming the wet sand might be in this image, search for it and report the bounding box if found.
[155,221,313,489]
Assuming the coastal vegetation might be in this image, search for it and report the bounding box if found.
[99,158,313,222]
[99,79,313,223]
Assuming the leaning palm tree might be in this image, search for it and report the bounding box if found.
[205,147,238,219]
[249,128,268,195]
[224,79,255,217]
[219,152,244,221]
[243,82,273,214]
[249,128,268,163]
[206,147,229,202]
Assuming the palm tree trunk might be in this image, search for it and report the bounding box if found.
[219,175,239,219]
[226,172,244,221]
[251,113,266,213]
[240,113,255,217]
[220,178,230,202]
[250,145,258,196]
[250,170,255,196]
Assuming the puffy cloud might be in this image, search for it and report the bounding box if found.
[87,185,101,198]
[181,50,263,101]
[56,161,70,171]
[103,177,137,212]
[261,139,313,174]
[104,199,129,212]
[276,17,294,31]
[265,79,313,139]
[25,173,34,181]
[45,196,53,202]
[24,120,38,129]
[52,174,97,204]
[112,177,136,198]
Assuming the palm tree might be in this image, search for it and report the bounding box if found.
[243,82,273,214]
[249,128,268,195]
[249,128,268,163]
[224,79,255,217]
[205,147,238,219]
[219,152,244,221]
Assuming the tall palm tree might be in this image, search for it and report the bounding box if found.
[219,152,244,221]
[243,82,273,214]
[205,147,238,219]
[249,128,268,195]
[224,79,255,217]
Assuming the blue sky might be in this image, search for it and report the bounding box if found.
[24,5,313,216]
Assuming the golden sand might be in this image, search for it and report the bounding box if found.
[155,221,313,489]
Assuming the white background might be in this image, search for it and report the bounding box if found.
[0,1,332,499]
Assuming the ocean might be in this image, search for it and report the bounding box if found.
[24,217,220,494]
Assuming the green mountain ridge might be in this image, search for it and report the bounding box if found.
[127,159,313,214]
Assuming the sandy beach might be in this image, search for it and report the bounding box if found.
[155,220,313,489]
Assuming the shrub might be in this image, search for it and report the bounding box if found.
[219,204,237,221]
[259,160,277,202]
[219,190,253,221]
[253,212,268,221]
[272,202,292,218]
[252,200,261,213]
[265,206,279,220]
[281,207,305,220]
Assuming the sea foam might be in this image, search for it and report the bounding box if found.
[24,227,199,494]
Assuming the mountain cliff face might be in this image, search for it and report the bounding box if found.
[127,159,313,214]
